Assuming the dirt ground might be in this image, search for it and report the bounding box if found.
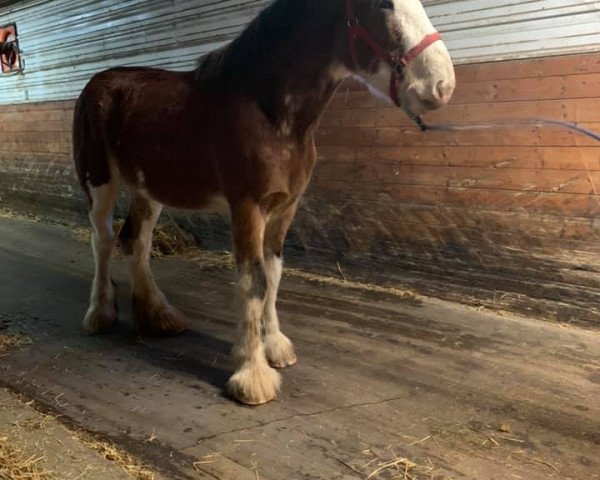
[0,216,598,480]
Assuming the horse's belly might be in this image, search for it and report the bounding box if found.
[117,142,223,210]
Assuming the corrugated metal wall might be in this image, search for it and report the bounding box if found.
[428,0,600,61]
[0,0,599,104]
[0,0,270,104]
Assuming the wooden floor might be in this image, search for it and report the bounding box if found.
[0,216,598,480]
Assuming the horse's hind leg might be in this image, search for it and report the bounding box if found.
[119,192,189,335]
[84,177,120,333]
[263,202,298,368]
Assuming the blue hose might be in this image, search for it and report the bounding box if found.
[413,116,600,143]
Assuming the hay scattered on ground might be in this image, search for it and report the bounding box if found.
[0,435,56,480]
[189,250,235,270]
[2,400,156,480]
[362,447,434,480]
[189,249,419,300]
[68,214,421,298]
[150,222,196,258]
[193,452,222,470]
[0,207,40,223]
[76,434,157,480]
[72,219,419,300]
[0,333,32,353]
[339,448,442,480]
[74,220,196,259]
[286,268,418,300]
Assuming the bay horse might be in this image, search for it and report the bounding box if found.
[73,0,455,405]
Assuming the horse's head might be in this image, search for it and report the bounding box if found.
[342,0,455,117]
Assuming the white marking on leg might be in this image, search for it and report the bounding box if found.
[84,172,119,333]
[228,267,280,405]
[232,271,264,363]
[263,254,296,368]
[263,255,282,337]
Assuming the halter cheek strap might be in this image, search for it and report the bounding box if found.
[345,0,442,107]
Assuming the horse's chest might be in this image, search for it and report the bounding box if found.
[264,145,316,196]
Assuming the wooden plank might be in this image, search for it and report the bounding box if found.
[0,152,72,165]
[324,216,600,255]
[455,52,600,83]
[313,163,600,195]
[0,109,74,123]
[336,71,600,105]
[306,183,600,218]
[330,95,600,125]
[0,120,72,132]
[0,100,76,113]
[0,141,71,154]
[300,195,600,255]
[316,123,600,147]
[0,131,72,144]
[329,96,600,124]
[316,128,378,147]
[316,146,600,171]
[450,72,600,104]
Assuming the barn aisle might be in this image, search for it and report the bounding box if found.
[0,216,598,480]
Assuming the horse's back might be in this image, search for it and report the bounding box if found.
[73,66,315,210]
[74,67,225,208]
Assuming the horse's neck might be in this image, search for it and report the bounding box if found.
[248,3,347,138]
[271,67,345,139]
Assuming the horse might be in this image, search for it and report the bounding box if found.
[73,0,455,405]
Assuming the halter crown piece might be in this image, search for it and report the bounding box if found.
[344,0,441,113]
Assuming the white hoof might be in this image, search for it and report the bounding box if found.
[227,356,281,405]
[83,303,117,334]
[265,332,297,368]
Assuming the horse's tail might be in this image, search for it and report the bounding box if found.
[72,78,115,206]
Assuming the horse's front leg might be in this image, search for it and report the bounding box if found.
[263,202,299,368]
[227,199,280,405]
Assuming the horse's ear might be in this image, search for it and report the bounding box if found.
[378,0,394,10]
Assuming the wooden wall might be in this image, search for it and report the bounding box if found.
[314,53,600,248]
[0,100,79,216]
[306,52,600,324]
[1,52,599,325]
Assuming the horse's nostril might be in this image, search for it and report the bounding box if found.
[435,80,452,104]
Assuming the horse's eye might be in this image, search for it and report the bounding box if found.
[379,0,394,10]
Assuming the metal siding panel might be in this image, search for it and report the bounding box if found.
[425,0,600,62]
[0,0,599,104]
[0,0,269,104]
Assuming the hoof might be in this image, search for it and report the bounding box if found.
[227,357,281,406]
[83,304,117,334]
[265,332,297,369]
[133,297,190,336]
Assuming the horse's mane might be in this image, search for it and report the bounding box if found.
[195,0,325,83]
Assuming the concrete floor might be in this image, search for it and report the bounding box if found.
[0,216,598,480]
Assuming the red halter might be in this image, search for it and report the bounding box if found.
[345,0,442,107]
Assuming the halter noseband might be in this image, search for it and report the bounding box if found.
[345,0,441,109]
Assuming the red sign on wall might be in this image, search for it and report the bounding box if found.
[1,24,22,74]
